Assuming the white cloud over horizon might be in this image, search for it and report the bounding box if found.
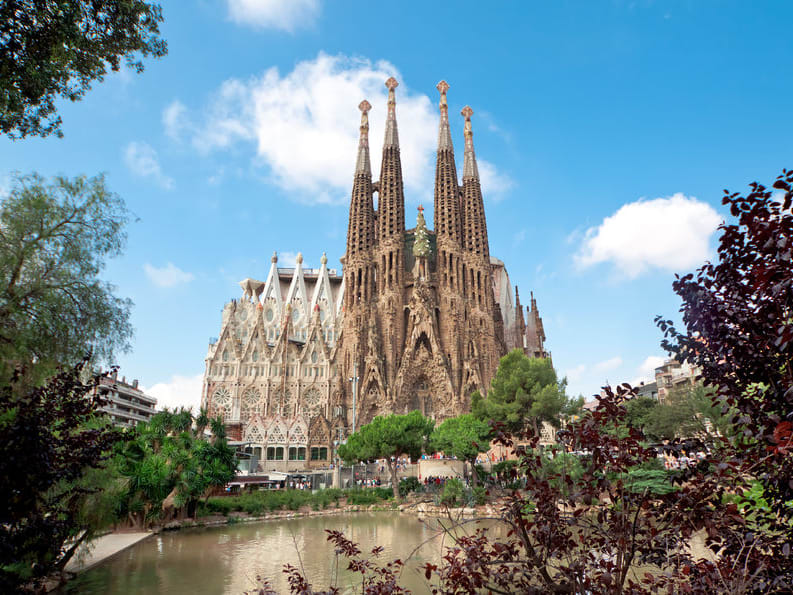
[226,0,321,32]
[632,355,666,386]
[167,53,512,205]
[575,193,722,278]
[143,373,203,411]
[124,141,173,189]
[144,262,195,288]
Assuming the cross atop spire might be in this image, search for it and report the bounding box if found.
[417,204,424,213]
[384,77,399,147]
[355,99,372,175]
[461,105,479,180]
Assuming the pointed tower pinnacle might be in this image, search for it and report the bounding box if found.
[437,80,452,150]
[347,100,376,259]
[461,106,480,180]
[384,77,399,147]
[355,100,372,176]
[434,80,461,248]
[377,77,405,242]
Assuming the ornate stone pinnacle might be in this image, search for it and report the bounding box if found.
[272,251,278,263]
[296,252,303,265]
[385,77,399,91]
[417,204,424,213]
[320,252,328,265]
[358,99,371,114]
[461,105,474,120]
[437,80,450,95]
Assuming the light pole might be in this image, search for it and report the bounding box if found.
[349,361,359,433]
[348,362,359,489]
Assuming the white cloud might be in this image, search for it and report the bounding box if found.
[143,373,203,411]
[593,356,623,373]
[124,141,173,189]
[633,355,666,386]
[143,262,195,288]
[163,100,188,141]
[575,193,721,278]
[179,53,509,206]
[277,251,298,267]
[479,159,514,200]
[227,0,320,32]
[565,363,587,383]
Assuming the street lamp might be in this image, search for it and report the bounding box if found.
[348,361,359,433]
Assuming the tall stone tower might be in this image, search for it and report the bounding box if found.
[200,78,551,471]
[338,79,506,426]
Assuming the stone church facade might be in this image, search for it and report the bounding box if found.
[201,79,548,471]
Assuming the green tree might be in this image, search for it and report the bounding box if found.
[0,360,121,591]
[115,408,236,527]
[430,414,491,487]
[472,349,570,436]
[624,395,659,432]
[1,0,167,139]
[0,173,133,382]
[338,411,434,500]
[643,382,733,441]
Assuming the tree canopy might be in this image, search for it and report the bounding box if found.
[472,349,573,434]
[658,168,793,513]
[0,0,167,139]
[338,410,434,499]
[430,413,491,487]
[0,360,120,591]
[0,173,133,381]
[114,408,236,527]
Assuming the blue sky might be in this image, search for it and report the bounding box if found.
[2,1,791,409]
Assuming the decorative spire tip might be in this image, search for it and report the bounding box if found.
[385,77,399,91]
[272,251,278,263]
[461,105,474,119]
[296,252,303,265]
[358,99,371,114]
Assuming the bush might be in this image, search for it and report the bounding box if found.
[399,476,421,497]
[440,478,464,507]
[472,486,487,506]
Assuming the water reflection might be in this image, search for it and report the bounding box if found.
[65,513,498,594]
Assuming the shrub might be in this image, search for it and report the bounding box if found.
[472,486,487,506]
[399,476,421,497]
[440,478,464,507]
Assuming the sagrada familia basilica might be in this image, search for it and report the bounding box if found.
[201,79,548,470]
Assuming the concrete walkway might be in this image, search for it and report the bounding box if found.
[65,532,151,573]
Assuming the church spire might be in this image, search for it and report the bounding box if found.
[437,80,453,150]
[433,80,461,249]
[355,100,371,176]
[461,106,489,260]
[346,100,375,259]
[377,77,405,241]
[384,76,399,148]
[461,105,480,180]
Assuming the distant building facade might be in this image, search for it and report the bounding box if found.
[95,371,157,427]
[201,79,549,472]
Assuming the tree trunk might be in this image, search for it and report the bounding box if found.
[389,459,399,500]
[469,459,478,489]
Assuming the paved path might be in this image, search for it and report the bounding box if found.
[65,532,151,573]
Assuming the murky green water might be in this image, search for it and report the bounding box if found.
[65,513,492,594]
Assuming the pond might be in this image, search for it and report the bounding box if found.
[64,513,495,594]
